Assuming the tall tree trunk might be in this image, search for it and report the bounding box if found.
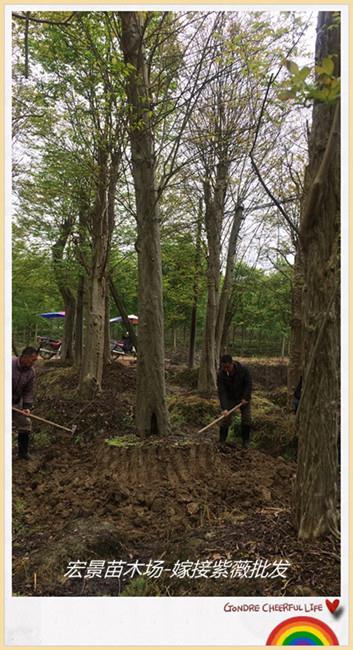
[80,258,107,397]
[172,324,177,352]
[220,300,236,356]
[79,149,119,396]
[74,199,88,368]
[197,199,220,393]
[74,274,85,366]
[109,274,138,349]
[61,293,76,362]
[120,11,169,437]
[215,205,243,362]
[198,163,228,394]
[79,276,90,385]
[281,335,286,359]
[287,247,304,407]
[52,226,75,363]
[188,303,198,369]
[104,290,112,365]
[188,200,203,369]
[294,11,340,540]
[79,149,110,397]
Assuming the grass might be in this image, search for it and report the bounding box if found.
[13,497,27,537]
[33,427,53,449]
[105,434,142,448]
[168,393,219,431]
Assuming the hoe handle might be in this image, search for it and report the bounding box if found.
[12,407,74,434]
[197,402,243,434]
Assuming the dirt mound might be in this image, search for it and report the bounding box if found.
[33,360,137,439]
[12,432,339,597]
[251,392,295,455]
[168,393,219,431]
[167,366,199,390]
[167,359,288,393]
[12,358,339,598]
[241,358,288,390]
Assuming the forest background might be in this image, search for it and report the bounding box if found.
[10,9,342,546]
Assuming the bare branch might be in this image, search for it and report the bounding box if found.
[12,11,76,26]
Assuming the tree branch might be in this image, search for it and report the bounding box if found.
[13,11,76,26]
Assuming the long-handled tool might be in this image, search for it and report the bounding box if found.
[12,407,77,435]
[197,401,243,434]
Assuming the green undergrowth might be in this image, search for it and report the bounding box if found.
[167,389,295,455]
[13,497,27,537]
[268,386,288,408]
[251,391,294,453]
[169,366,199,390]
[33,427,53,449]
[35,366,79,401]
[105,434,142,448]
[168,393,219,432]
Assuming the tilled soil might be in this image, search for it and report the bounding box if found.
[12,360,340,597]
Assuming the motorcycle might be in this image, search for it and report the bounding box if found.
[37,336,62,360]
[110,339,137,358]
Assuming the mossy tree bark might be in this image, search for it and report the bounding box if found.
[198,162,229,394]
[215,205,243,363]
[120,11,169,436]
[188,202,203,369]
[287,247,304,408]
[294,11,340,540]
[74,274,85,367]
[51,222,76,364]
[79,149,119,398]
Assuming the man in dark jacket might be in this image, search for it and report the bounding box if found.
[12,347,38,459]
[217,354,252,449]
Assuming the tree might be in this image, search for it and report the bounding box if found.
[12,230,62,347]
[294,11,340,539]
[188,200,204,368]
[215,204,244,361]
[117,11,228,432]
[14,146,84,362]
[13,12,127,391]
[190,12,300,391]
[117,11,171,436]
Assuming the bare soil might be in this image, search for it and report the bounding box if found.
[12,359,340,597]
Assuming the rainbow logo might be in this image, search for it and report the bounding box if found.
[266,616,339,645]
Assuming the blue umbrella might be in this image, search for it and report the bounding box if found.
[39,312,66,319]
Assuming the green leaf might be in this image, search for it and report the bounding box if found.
[285,60,299,75]
[321,56,335,75]
[316,56,335,77]
[309,88,328,101]
[298,66,310,81]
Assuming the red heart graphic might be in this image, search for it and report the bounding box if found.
[326,598,340,613]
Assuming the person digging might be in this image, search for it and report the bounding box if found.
[217,354,252,450]
[12,346,38,460]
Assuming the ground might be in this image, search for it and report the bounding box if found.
[12,358,340,597]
